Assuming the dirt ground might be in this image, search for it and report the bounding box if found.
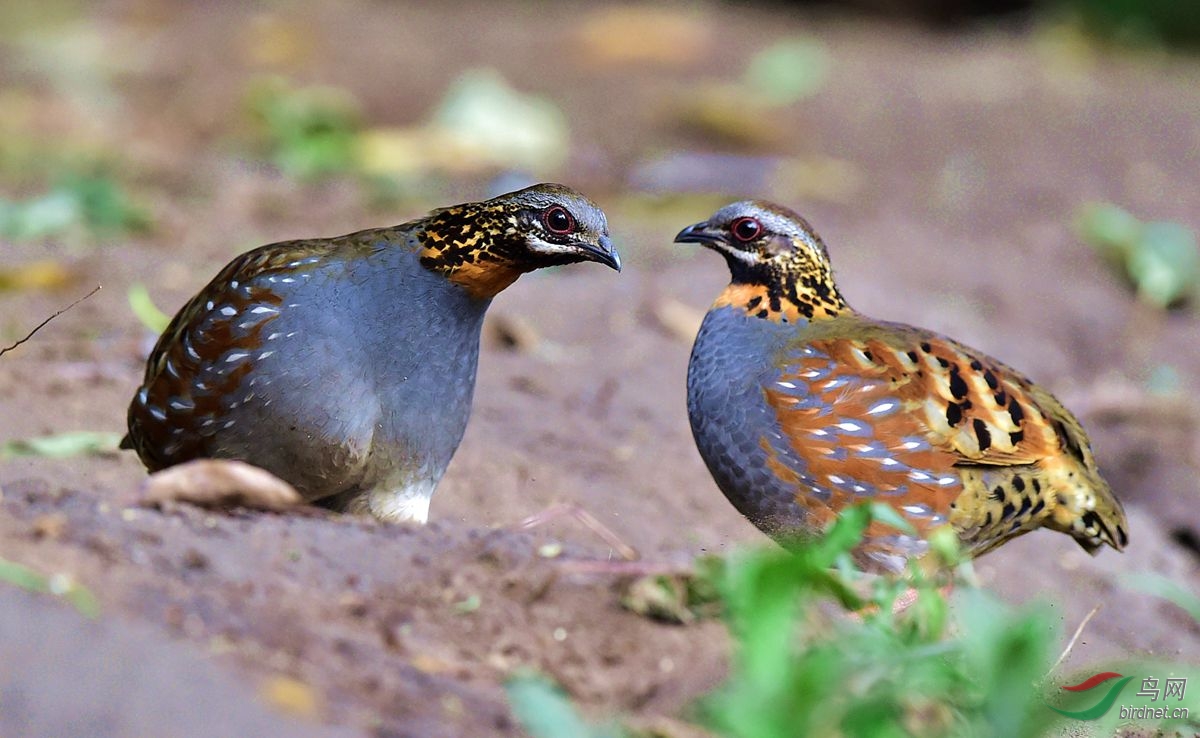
[1,1,1199,736]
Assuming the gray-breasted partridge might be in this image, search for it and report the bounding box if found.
[677,201,1128,573]
[123,184,620,523]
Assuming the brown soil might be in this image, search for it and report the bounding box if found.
[1,2,1198,736]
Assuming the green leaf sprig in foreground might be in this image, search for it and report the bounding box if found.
[700,505,1059,738]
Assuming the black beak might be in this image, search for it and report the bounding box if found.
[576,235,622,272]
[674,222,721,246]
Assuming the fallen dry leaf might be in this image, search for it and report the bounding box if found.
[671,83,787,149]
[31,513,68,540]
[138,459,303,511]
[0,260,76,291]
[260,675,320,718]
[410,653,455,675]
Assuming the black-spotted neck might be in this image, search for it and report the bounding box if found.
[417,203,530,300]
[717,254,848,323]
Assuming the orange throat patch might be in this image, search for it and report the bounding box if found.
[714,283,841,323]
[441,258,525,300]
[714,283,800,322]
[416,206,529,301]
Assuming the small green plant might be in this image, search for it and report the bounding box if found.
[245,77,362,181]
[1059,0,1200,49]
[700,505,1058,738]
[519,506,1070,738]
[1077,202,1200,308]
[743,37,830,108]
[516,505,1200,737]
[0,169,150,241]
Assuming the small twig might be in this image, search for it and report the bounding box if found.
[1046,604,1101,678]
[555,560,686,576]
[0,285,101,358]
[514,502,640,561]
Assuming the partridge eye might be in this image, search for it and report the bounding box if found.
[543,206,575,235]
[730,217,762,242]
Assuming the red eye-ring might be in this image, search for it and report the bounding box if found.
[730,217,762,242]
[543,206,575,235]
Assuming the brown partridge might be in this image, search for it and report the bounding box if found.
[122,184,620,523]
[677,201,1128,573]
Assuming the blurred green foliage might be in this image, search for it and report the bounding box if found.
[1077,202,1200,308]
[0,170,150,241]
[1060,0,1200,48]
[506,672,624,738]
[700,505,1057,738]
[513,505,1096,737]
[243,71,569,190]
[505,502,1200,737]
[0,430,123,459]
[743,37,830,108]
[245,77,363,181]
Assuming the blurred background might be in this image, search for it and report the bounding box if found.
[1,1,1198,735]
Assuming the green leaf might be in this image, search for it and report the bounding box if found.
[452,594,481,614]
[0,190,80,239]
[952,588,1057,737]
[49,572,101,619]
[58,171,152,235]
[1077,201,1140,258]
[1127,220,1200,307]
[127,282,171,333]
[0,558,100,618]
[743,37,830,107]
[0,430,123,459]
[0,557,51,592]
[505,673,621,738]
[0,171,149,241]
[866,502,917,535]
[700,502,1065,738]
[1076,202,1200,309]
[246,77,362,180]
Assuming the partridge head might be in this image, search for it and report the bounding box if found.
[123,183,620,523]
[677,201,1128,573]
